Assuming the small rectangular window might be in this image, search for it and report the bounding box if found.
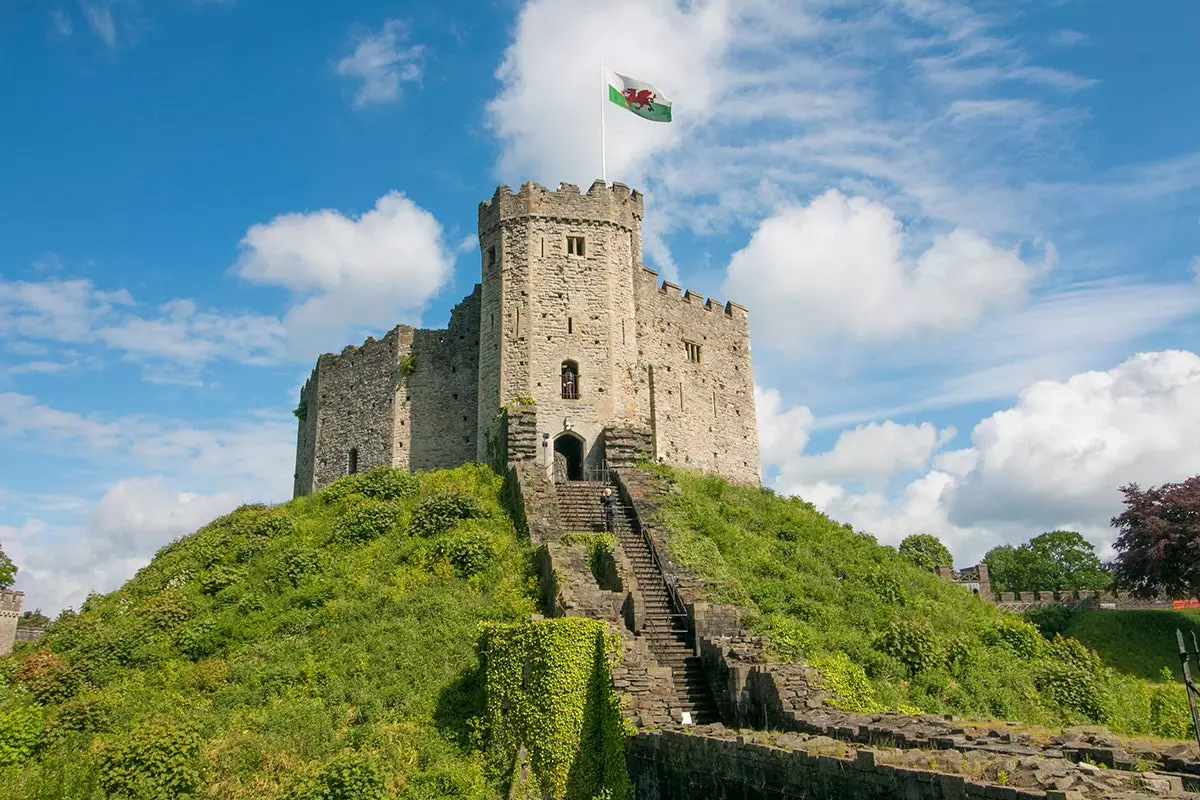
[567,317,573,334]
[567,236,585,256]
[488,246,496,267]
[684,341,702,363]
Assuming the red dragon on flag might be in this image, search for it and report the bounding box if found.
[622,87,656,112]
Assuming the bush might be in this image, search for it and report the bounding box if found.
[1035,662,1106,721]
[139,590,194,632]
[0,685,42,768]
[433,531,495,578]
[877,618,943,675]
[1024,604,1078,639]
[97,719,203,800]
[200,564,244,595]
[331,501,402,544]
[47,695,112,737]
[320,467,419,505]
[1150,668,1194,739]
[13,652,81,704]
[982,617,1045,660]
[410,493,485,538]
[284,751,385,800]
[279,546,323,586]
[810,653,883,713]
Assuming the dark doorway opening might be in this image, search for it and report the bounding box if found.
[553,434,584,482]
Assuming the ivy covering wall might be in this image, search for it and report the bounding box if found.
[478,618,631,800]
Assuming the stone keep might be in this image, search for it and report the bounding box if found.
[0,589,22,657]
[293,180,760,496]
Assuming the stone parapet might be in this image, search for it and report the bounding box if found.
[477,180,643,235]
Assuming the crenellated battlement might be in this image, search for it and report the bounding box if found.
[478,179,643,234]
[640,268,749,323]
[0,589,23,615]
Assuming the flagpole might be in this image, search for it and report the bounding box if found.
[600,62,607,184]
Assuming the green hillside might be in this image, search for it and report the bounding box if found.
[650,464,1193,738]
[0,465,539,800]
[1058,609,1200,682]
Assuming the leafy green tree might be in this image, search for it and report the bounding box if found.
[0,542,15,590]
[898,533,953,570]
[983,531,1110,593]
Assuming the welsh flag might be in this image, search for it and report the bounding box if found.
[605,69,672,123]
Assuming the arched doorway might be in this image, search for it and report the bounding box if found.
[553,433,584,482]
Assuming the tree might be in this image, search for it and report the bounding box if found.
[983,531,1110,593]
[18,609,51,629]
[0,541,15,590]
[898,533,953,570]
[1111,476,1200,599]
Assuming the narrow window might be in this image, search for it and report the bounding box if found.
[348,447,359,475]
[684,341,702,363]
[541,238,545,257]
[567,316,573,334]
[567,236,585,256]
[488,246,496,267]
[713,390,718,416]
[679,381,684,411]
[561,360,579,400]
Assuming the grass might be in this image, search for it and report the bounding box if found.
[1062,609,1200,681]
[0,464,539,800]
[649,463,1195,738]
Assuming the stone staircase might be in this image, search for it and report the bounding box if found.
[555,481,720,725]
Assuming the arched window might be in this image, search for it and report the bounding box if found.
[348,447,359,475]
[561,361,579,400]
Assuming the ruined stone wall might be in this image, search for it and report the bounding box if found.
[407,287,481,470]
[0,589,22,658]
[477,181,645,474]
[302,327,403,493]
[293,368,320,496]
[634,268,760,484]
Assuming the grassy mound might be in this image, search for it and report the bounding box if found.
[1055,609,1200,682]
[0,465,539,800]
[651,464,1194,738]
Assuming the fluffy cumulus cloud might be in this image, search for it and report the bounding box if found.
[0,394,294,612]
[486,0,730,185]
[4,479,244,614]
[759,350,1200,565]
[724,190,1042,351]
[335,20,424,109]
[234,190,456,356]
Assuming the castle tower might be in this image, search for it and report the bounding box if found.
[476,180,645,479]
[0,589,22,657]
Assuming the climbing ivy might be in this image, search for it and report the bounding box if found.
[560,533,617,586]
[477,618,632,800]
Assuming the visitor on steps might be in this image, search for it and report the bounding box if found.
[600,487,616,533]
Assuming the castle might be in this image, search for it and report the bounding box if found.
[293,180,760,496]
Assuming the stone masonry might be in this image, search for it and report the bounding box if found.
[0,589,22,657]
[293,180,760,496]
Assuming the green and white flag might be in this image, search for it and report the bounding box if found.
[605,69,672,123]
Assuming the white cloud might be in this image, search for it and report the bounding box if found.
[5,479,244,614]
[723,189,1041,351]
[234,190,457,356]
[79,1,116,48]
[336,20,424,109]
[754,385,813,468]
[779,420,955,489]
[766,350,1200,566]
[1049,30,1091,47]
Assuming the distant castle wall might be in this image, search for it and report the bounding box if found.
[635,269,759,483]
[0,589,22,657]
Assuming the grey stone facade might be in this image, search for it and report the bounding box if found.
[294,180,761,496]
[0,589,22,657]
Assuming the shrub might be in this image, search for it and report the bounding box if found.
[810,653,883,713]
[139,590,194,632]
[97,718,203,800]
[1023,604,1078,639]
[320,467,419,505]
[410,493,485,538]
[173,618,219,660]
[47,695,112,737]
[877,618,943,675]
[280,546,323,586]
[283,751,385,800]
[331,501,402,544]
[200,564,244,595]
[1035,662,1106,721]
[1150,668,1194,739]
[13,651,81,704]
[433,531,495,578]
[982,617,1044,660]
[0,685,41,768]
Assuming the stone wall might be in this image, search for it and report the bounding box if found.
[634,268,760,484]
[627,728,1185,800]
[0,589,22,657]
[407,287,481,470]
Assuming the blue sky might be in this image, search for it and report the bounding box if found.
[2,0,1199,612]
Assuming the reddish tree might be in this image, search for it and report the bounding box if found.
[1111,476,1200,598]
